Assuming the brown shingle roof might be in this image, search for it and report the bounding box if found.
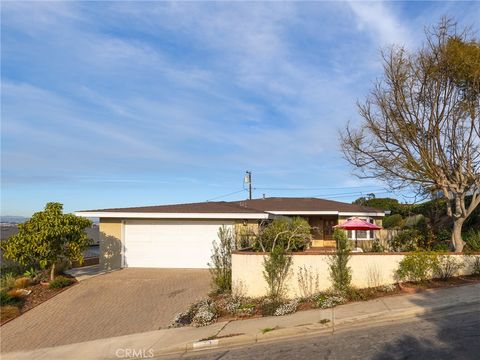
[80,201,264,214]
[230,197,383,213]
[80,197,383,214]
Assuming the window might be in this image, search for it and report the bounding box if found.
[347,217,374,240]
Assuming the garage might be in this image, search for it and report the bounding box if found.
[123,220,234,268]
[75,200,270,270]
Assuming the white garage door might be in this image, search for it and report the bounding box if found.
[124,220,233,268]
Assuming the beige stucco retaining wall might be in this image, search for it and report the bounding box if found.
[232,252,480,298]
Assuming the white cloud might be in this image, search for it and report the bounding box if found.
[348,1,413,48]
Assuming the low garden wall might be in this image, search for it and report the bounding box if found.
[232,252,480,299]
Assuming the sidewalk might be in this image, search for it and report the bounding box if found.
[3,284,479,360]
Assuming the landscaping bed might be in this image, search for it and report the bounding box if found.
[170,274,480,329]
[1,274,77,326]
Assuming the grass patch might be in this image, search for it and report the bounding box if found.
[261,326,279,334]
[199,333,245,341]
[49,276,75,289]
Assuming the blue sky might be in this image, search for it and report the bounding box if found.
[1,1,479,216]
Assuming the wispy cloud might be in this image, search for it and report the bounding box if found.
[348,1,413,48]
[2,1,478,215]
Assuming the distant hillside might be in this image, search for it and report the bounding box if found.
[0,224,99,243]
[0,216,28,224]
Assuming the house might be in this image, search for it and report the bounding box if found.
[75,197,384,270]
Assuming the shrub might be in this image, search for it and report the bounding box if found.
[297,265,320,299]
[366,264,383,288]
[432,243,450,252]
[7,288,28,299]
[313,293,346,309]
[208,226,234,294]
[344,287,376,302]
[383,214,403,229]
[433,255,463,280]
[170,306,197,328]
[328,229,351,293]
[274,299,299,316]
[466,256,480,276]
[396,251,439,282]
[263,246,292,299]
[14,277,31,289]
[49,276,74,289]
[236,303,256,317]
[23,267,39,279]
[371,240,386,253]
[435,229,452,243]
[382,284,397,293]
[224,298,242,315]
[0,305,20,321]
[0,264,24,277]
[170,298,218,328]
[191,299,217,327]
[464,230,480,252]
[390,229,424,252]
[254,217,311,252]
[0,273,16,291]
[259,298,283,316]
[0,291,20,306]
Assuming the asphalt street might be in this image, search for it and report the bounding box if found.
[168,306,480,360]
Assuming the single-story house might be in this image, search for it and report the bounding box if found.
[75,197,384,270]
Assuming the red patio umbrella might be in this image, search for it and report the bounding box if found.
[333,217,382,249]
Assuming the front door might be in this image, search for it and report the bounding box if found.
[323,219,336,240]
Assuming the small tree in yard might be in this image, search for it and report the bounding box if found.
[208,226,235,294]
[0,202,92,281]
[263,246,292,299]
[255,217,311,252]
[328,229,352,293]
[259,218,311,299]
[340,18,480,252]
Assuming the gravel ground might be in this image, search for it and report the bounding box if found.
[0,268,210,353]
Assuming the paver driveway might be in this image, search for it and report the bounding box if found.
[0,268,210,353]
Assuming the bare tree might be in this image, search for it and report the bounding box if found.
[341,18,480,252]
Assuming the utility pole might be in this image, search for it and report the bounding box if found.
[244,171,252,200]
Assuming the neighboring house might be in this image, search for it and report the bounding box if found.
[75,197,384,270]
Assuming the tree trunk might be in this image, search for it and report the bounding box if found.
[50,263,56,281]
[452,218,465,253]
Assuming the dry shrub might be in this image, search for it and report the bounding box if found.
[1,305,20,321]
[14,277,31,289]
[297,265,320,299]
[7,289,27,299]
[366,264,383,288]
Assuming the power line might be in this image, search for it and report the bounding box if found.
[206,189,246,202]
[312,190,388,197]
[318,190,392,199]
[254,185,385,191]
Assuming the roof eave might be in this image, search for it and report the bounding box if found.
[267,211,385,217]
[74,211,272,220]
